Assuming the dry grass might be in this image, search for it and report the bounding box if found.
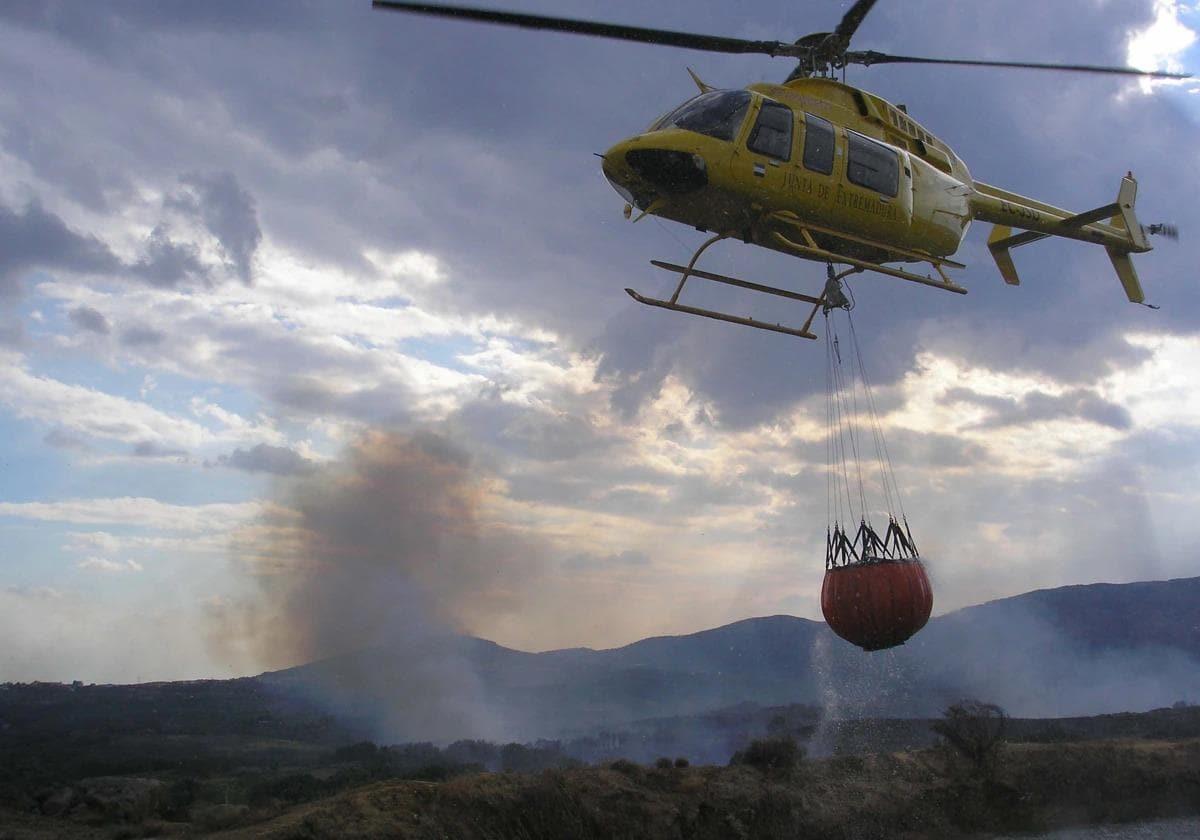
[209,739,1200,840]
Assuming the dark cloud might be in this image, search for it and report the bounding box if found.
[43,428,89,451]
[133,224,209,287]
[216,443,316,476]
[68,305,110,334]
[504,472,595,508]
[671,474,767,509]
[1119,426,1200,472]
[455,397,617,462]
[8,0,1190,430]
[0,201,119,296]
[119,325,166,347]
[564,549,650,570]
[270,377,413,425]
[132,440,187,459]
[171,172,261,283]
[883,428,992,470]
[0,318,28,348]
[0,0,1195,682]
[945,386,1133,430]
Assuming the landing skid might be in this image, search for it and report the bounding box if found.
[625,223,966,340]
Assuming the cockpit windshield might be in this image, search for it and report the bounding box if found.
[649,90,752,142]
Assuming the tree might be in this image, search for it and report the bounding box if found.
[932,700,1008,779]
[729,737,804,778]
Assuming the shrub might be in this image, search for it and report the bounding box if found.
[674,757,689,769]
[607,758,641,777]
[932,700,1008,779]
[655,757,673,769]
[192,803,250,832]
[445,739,500,770]
[331,741,379,764]
[160,777,199,819]
[247,773,326,807]
[499,742,580,774]
[730,737,804,777]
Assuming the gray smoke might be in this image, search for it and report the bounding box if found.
[229,430,543,742]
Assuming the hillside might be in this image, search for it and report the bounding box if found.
[261,576,1200,742]
[216,739,1200,840]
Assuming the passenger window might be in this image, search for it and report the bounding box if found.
[746,101,793,161]
[802,113,834,175]
[847,131,899,197]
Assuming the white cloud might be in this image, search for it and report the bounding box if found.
[1126,0,1198,92]
[0,497,268,532]
[1101,332,1200,428]
[0,357,211,449]
[66,531,122,554]
[77,556,143,573]
[0,0,1197,677]
[363,248,444,289]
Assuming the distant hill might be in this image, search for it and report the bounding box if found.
[261,576,1200,743]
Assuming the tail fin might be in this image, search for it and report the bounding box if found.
[976,173,1152,304]
[1106,248,1145,304]
[1109,174,1150,252]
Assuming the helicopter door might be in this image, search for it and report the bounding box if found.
[840,130,913,238]
[739,98,793,198]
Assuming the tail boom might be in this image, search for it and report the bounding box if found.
[971,174,1152,303]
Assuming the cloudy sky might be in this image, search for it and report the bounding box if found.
[0,0,1197,683]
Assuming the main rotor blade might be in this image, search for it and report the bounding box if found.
[833,0,880,46]
[372,1,795,57]
[847,50,1192,79]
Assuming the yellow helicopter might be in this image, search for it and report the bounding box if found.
[374,0,1185,340]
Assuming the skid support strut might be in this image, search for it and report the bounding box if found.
[625,234,824,340]
[625,215,968,340]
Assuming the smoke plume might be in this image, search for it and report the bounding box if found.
[227,430,543,742]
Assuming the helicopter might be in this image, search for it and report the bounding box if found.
[374,0,1186,340]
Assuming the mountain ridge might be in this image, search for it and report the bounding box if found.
[261,576,1200,742]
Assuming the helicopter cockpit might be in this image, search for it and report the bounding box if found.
[602,89,758,209]
[647,89,751,141]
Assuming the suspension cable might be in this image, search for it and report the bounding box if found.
[845,312,908,522]
[829,314,868,523]
[822,275,919,567]
[826,314,853,524]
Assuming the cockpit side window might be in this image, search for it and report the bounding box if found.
[747,100,793,161]
[802,113,835,175]
[650,90,752,142]
[847,131,899,197]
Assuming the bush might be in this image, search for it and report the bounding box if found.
[499,742,580,774]
[655,757,673,769]
[192,803,250,832]
[607,758,641,777]
[445,739,500,770]
[160,777,199,819]
[674,757,689,769]
[932,700,1008,779]
[247,773,326,807]
[331,741,379,764]
[730,737,804,777]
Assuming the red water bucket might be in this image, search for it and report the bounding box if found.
[821,558,933,651]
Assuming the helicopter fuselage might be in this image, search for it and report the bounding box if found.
[372,0,1167,321]
[602,77,976,266]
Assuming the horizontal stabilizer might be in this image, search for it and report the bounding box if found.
[975,173,1153,303]
[987,225,1021,285]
